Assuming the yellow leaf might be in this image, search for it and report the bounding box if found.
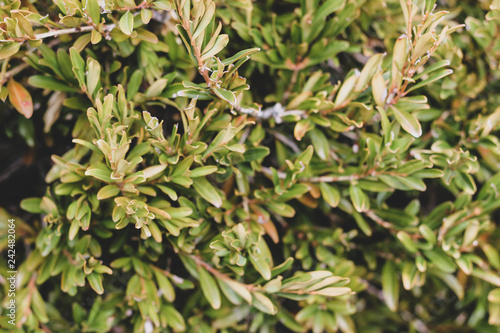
[8,79,33,118]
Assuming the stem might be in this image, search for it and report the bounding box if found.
[0,24,116,43]
[0,63,29,85]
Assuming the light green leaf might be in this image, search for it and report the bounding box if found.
[349,184,369,212]
[119,11,134,36]
[198,267,221,309]
[213,87,237,105]
[28,75,79,92]
[87,272,104,294]
[319,183,340,208]
[97,185,121,200]
[252,292,277,315]
[192,177,223,208]
[382,261,399,311]
[391,106,422,138]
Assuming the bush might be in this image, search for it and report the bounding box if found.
[1,0,500,331]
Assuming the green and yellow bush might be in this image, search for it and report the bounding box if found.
[2,0,500,331]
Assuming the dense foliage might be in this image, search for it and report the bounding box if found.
[1,0,500,331]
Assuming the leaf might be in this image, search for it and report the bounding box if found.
[0,42,21,60]
[145,79,168,98]
[153,269,175,302]
[372,71,387,107]
[119,11,134,36]
[21,197,43,213]
[85,164,112,182]
[489,289,500,304]
[201,35,229,61]
[356,53,385,91]
[31,288,49,323]
[249,254,271,280]
[87,59,101,96]
[334,74,357,108]
[190,166,218,177]
[28,75,78,93]
[141,9,153,24]
[163,305,186,331]
[252,292,277,315]
[193,2,215,39]
[213,87,237,105]
[97,185,121,199]
[397,231,418,253]
[309,128,329,161]
[44,91,65,132]
[8,79,33,118]
[319,183,340,208]
[243,147,270,162]
[87,272,104,294]
[352,211,372,236]
[349,184,369,212]
[430,270,464,300]
[222,278,252,304]
[198,267,221,309]
[192,177,223,208]
[423,249,456,273]
[406,69,453,93]
[142,164,167,179]
[86,0,100,24]
[390,106,422,138]
[311,287,352,297]
[382,261,399,311]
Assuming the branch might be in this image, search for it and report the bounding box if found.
[0,24,116,43]
[235,103,306,123]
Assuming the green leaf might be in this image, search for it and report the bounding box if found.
[85,164,112,182]
[423,249,456,273]
[222,278,252,304]
[86,0,100,24]
[87,272,104,294]
[382,261,399,311]
[20,197,43,213]
[28,75,79,92]
[390,106,422,138]
[349,184,369,212]
[0,42,21,60]
[397,231,418,253]
[489,289,500,304]
[192,177,223,208]
[142,164,167,179]
[309,128,329,161]
[97,185,121,200]
[119,11,134,36]
[198,266,221,309]
[190,165,218,177]
[201,35,229,61]
[145,79,168,98]
[311,287,352,297]
[249,254,272,280]
[252,292,277,315]
[319,183,340,208]
[407,69,453,93]
[153,269,175,302]
[213,87,237,105]
[31,288,49,323]
[352,211,372,236]
[193,2,215,39]
[127,70,144,100]
[87,59,101,96]
[243,147,270,162]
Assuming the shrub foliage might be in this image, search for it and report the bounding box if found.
[1,0,500,332]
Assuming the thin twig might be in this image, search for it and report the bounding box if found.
[0,24,116,43]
